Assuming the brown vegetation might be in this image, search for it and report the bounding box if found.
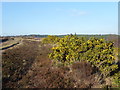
[2,36,119,88]
[2,40,39,88]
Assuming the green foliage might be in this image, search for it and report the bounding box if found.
[48,34,118,77]
[42,35,60,44]
[49,34,86,65]
[80,37,118,77]
[111,71,120,88]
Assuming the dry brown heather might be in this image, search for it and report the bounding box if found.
[2,38,114,88]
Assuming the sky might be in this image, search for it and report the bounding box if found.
[2,2,118,36]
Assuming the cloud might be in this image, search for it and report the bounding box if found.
[70,9,87,16]
[55,8,88,16]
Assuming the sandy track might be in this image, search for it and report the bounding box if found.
[0,38,23,51]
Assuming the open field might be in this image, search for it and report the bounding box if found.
[1,35,120,88]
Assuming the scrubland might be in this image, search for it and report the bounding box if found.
[2,35,120,88]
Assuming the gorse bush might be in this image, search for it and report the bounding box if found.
[112,71,120,87]
[49,34,87,65]
[45,34,118,77]
[42,35,60,44]
[80,37,118,77]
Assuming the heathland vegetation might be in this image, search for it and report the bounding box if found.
[2,34,120,88]
[42,34,120,88]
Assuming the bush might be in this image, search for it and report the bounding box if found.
[111,71,120,87]
[72,62,95,78]
[42,35,60,44]
[49,34,86,65]
[48,34,118,77]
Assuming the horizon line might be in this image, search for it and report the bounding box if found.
[1,33,119,37]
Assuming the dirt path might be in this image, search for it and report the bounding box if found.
[1,38,23,51]
[15,43,76,88]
